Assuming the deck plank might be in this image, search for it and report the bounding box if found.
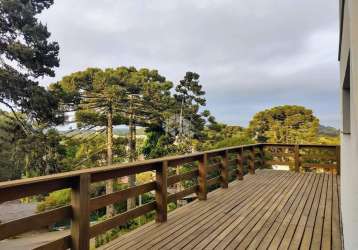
[266,173,315,250]
[331,175,342,249]
[230,173,307,249]
[104,177,256,249]
[279,174,320,250]
[256,172,309,250]
[299,174,326,250]
[310,173,329,249]
[99,171,342,250]
[288,174,323,250]
[178,174,290,250]
[151,172,291,250]
[322,173,333,250]
[112,171,282,250]
[178,172,296,250]
[207,172,297,250]
[137,172,282,249]
[191,174,299,250]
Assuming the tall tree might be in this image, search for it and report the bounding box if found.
[141,72,210,159]
[248,105,320,143]
[173,72,207,152]
[51,67,173,212]
[0,0,62,126]
[116,68,173,209]
[51,67,127,217]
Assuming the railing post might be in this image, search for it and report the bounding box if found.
[220,150,229,188]
[71,173,90,250]
[259,145,265,169]
[294,144,300,172]
[198,153,208,200]
[336,145,341,175]
[155,160,168,223]
[249,147,255,174]
[237,147,244,180]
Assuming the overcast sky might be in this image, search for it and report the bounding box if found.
[39,0,340,127]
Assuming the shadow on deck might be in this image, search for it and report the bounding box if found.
[101,170,342,250]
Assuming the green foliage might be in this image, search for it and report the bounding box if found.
[37,189,71,212]
[316,135,340,145]
[212,134,254,149]
[141,71,213,158]
[196,115,253,151]
[168,202,177,212]
[0,0,63,125]
[0,113,70,180]
[0,114,24,180]
[51,67,173,129]
[175,72,206,107]
[141,127,178,158]
[173,72,207,142]
[64,134,127,169]
[248,105,320,143]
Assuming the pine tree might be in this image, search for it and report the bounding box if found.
[0,0,63,126]
[173,72,207,152]
[248,105,320,143]
[51,66,173,212]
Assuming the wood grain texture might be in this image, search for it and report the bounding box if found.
[0,143,341,249]
[220,150,229,188]
[90,202,156,238]
[167,185,198,203]
[155,161,168,223]
[90,182,156,211]
[0,205,72,240]
[237,147,244,180]
[198,153,208,200]
[100,170,342,250]
[32,235,71,250]
[71,173,90,250]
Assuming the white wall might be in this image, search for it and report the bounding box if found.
[340,1,358,249]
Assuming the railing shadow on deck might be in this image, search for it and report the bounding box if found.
[0,143,340,250]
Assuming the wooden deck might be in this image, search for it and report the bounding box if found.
[102,170,342,250]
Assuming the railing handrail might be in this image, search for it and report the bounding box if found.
[0,143,340,250]
[0,143,262,191]
[0,143,339,190]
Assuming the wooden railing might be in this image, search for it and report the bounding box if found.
[263,144,340,174]
[0,143,339,250]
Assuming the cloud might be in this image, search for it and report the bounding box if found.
[39,0,340,127]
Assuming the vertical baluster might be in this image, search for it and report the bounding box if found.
[259,145,265,169]
[237,147,244,180]
[71,173,90,250]
[156,160,168,222]
[249,147,255,174]
[221,150,229,188]
[294,144,300,172]
[198,153,208,200]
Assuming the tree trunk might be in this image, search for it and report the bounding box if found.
[127,96,137,210]
[106,105,115,217]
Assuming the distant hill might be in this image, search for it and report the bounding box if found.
[319,125,339,137]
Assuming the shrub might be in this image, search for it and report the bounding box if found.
[37,189,71,212]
